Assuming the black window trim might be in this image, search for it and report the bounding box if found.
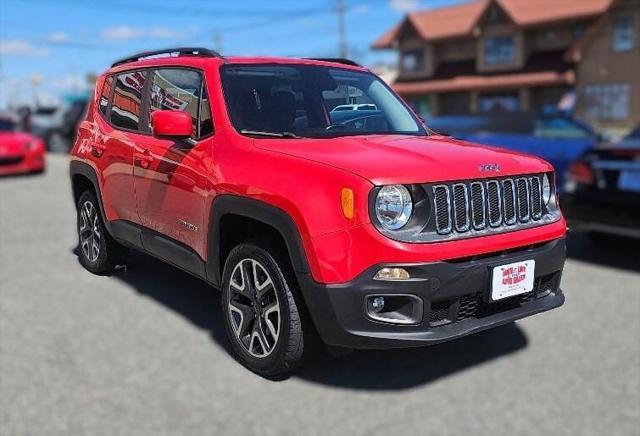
[97,66,215,140]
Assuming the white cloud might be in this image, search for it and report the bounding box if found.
[148,26,183,39]
[352,4,370,15]
[0,40,49,57]
[102,25,187,41]
[102,25,145,41]
[47,32,68,43]
[389,0,420,12]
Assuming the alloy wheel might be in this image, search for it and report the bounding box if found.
[79,200,101,263]
[227,258,281,358]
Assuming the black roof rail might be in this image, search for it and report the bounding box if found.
[111,47,221,68]
[305,57,362,67]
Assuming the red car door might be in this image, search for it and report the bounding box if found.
[92,71,149,224]
[133,68,213,259]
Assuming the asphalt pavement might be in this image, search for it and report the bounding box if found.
[1,154,639,436]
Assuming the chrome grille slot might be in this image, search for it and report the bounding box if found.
[433,185,452,234]
[517,178,530,222]
[529,176,542,219]
[470,182,486,230]
[452,184,470,232]
[426,174,551,238]
[502,179,517,225]
[486,181,502,227]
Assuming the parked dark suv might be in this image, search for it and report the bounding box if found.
[562,125,640,238]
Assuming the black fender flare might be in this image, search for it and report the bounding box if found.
[206,194,312,287]
[69,160,113,235]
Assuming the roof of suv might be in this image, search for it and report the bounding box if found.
[107,48,368,73]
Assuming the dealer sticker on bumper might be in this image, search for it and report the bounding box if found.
[491,260,535,301]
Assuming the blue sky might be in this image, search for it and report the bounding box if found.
[0,0,466,107]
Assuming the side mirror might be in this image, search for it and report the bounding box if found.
[596,132,612,143]
[151,110,192,140]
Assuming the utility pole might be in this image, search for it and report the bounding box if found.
[335,0,348,58]
[213,32,223,54]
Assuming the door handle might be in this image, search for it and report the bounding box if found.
[134,151,154,169]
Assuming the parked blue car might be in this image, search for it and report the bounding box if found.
[426,113,600,190]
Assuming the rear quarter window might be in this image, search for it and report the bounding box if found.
[99,76,113,117]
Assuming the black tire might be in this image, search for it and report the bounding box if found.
[221,243,310,377]
[76,190,128,274]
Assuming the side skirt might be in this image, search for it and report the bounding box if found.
[110,219,210,285]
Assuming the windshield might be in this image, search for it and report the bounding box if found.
[221,64,425,138]
[0,119,17,132]
[626,126,640,139]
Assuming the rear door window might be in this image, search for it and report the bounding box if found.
[111,70,148,131]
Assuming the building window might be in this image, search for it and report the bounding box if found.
[573,25,585,39]
[583,83,630,121]
[613,16,635,52]
[401,49,425,73]
[484,35,515,65]
[479,92,520,112]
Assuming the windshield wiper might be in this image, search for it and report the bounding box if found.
[240,129,302,139]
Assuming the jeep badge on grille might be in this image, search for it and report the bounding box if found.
[479,163,500,173]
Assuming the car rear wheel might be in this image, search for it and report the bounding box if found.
[221,243,308,377]
[76,190,128,274]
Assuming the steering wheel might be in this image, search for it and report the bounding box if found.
[325,124,348,131]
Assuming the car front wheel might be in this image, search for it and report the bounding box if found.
[221,243,308,377]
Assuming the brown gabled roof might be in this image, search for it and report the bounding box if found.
[393,70,575,95]
[373,0,612,49]
[502,0,612,26]
[373,0,489,48]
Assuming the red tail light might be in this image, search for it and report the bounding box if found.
[567,161,595,185]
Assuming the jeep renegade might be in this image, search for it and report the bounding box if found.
[70,48,566,376]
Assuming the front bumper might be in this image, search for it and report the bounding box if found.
[0,152,45,176]
[298,238,566,349]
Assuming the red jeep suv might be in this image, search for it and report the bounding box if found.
[70,48,566,376]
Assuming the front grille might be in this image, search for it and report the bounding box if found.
[0,156,23,166]
[503,179,517,225]
[470,182,486,229]
[428,300,450,324]
[433,185,452,233]
[433,174,547,237]
[428,271,562,324]
[517,178,530,222]
[530,177,542,219]
[452,184,470,232]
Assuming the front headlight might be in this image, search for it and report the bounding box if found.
[542,174,552,205]
[375,185,413,230]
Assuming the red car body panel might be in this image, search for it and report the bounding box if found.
[255,134,554,186]
[71,56,567,285]
[0,131,45,176]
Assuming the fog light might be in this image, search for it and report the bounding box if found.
[371,296,385,313]
[374,267,410,281]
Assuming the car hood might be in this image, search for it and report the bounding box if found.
[0,132,33,156]
[256,134,554,185]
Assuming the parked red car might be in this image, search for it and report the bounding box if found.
[0,113,45,176]
[70,48,566,376]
